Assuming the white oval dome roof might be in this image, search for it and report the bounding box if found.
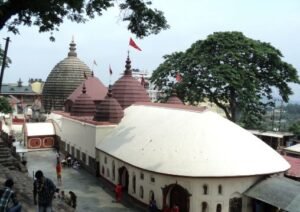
[97,104,289,177]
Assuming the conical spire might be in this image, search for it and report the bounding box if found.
[68,38,77,57]
[124,54,132,76]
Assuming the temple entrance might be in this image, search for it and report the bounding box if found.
[229,193,242,212]
[162,184,190,212]
[118,166,129,191]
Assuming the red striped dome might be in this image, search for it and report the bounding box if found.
[112,56,150,109]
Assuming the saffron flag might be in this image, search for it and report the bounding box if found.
[129,38,142,51]
[176,72,182,82]
[109,65,113,75]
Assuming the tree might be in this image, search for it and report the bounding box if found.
[0,96,12,114]
[289,121,300,138]
[0,0,169,40]
[0,45,11,68]
[151,31,299,128]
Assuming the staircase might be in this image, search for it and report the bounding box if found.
[0,142,18,170]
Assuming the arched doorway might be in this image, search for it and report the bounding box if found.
[162,184,191,212]
[229,193,242,212]
[118,166,129,191]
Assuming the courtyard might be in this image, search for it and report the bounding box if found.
[25,150,142,212]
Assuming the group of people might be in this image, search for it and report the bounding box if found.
[60,154,80,169]
[57,190,77,209]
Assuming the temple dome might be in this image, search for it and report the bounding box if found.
[93,86,124,123]
[65,73,107,112]
[70,83,96,116]
[112,56,150,109]
[42,40,92,111]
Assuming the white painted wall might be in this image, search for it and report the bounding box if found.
[98,151,263,212]
[62,117,115,159]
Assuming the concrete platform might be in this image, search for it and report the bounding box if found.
[26,150,143,211]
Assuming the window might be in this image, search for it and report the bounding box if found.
[218,185,222,195]
[132,175,136,193]
[101,166,105,175]
[82,152,86,164]
[202,202,208,212]
[139,186,144,199]
[106,168,110,177]
[104,156,107,164]
[140,173,144,180]
[149,190,155,201]
[216,204,222,212]
[150,176,155,183]
[203,184,208,195]
[112,161,115,180]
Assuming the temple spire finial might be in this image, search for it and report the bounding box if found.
[68,37,77,57]
[124,53,132,76]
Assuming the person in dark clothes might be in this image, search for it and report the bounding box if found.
[68,191,77,209]
[33,170,56,212]
[0,178,22,212]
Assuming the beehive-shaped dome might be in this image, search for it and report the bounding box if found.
[93,86,124,123]
[70,83,96,116]
[112,56,150,109]
[166,89,183,105]
[42,40,92,111]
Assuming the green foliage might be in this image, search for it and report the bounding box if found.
[0,44,11,67]
[289,121,300,137]
[0,0,169,40]
[151,31,299,127]
[0,96,13,114]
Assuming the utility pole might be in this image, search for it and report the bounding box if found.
[0,37,10,94]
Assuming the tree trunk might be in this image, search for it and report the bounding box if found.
[229,88,237,122]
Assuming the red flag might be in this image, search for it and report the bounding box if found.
[141,75,145,86]
[109,65,113,75]
[129,38,142,51]
[176,72,182,82]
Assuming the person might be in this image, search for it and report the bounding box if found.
[114,184,122,202]
[149,199,158,212]
[0,178,22,212]
[56,161,62,185]
[171,205,179,212]
[33,170,56,212]
[66,155,72,167]
[68,191,77,209]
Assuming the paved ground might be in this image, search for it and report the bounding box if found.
[26,150,142,212]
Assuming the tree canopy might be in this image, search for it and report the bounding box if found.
[0,0,169,40]
[0,45,11,67]
[151,31,300,128]
[0,96,12,114]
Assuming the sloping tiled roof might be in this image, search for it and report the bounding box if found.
[67,75,107,103]
[166,90,183,105]
[245,176,300,211]
[283,155,300,178]
[1,84,36,95]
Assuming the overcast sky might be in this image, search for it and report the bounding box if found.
[0,0,300,102]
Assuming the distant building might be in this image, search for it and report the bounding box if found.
[1,78,39,106]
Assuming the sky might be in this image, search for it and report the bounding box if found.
[0,0,300,102]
